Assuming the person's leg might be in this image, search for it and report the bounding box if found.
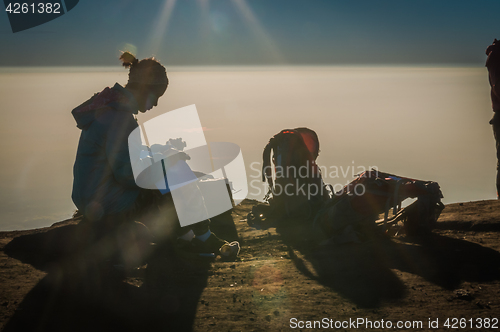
[188,219,240,259]
[156,179,240,259]
[190,219,211,238]
[174,206,240,259]
[493,117,500,198]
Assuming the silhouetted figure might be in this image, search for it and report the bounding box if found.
[486,39,500,198]
[71,52,169,267]
[71,52,239,268]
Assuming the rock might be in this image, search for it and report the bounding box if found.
[455,289,474,301]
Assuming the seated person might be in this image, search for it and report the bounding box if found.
[71,52,238,267]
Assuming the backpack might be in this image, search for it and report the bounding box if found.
[247,128,329,229]
[314,170,444,242]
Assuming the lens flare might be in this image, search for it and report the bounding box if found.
[230,0,285,64]
[146,0,177,57]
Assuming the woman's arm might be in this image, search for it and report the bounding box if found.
[105,112,140,188]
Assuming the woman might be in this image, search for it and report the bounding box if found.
[72,52,168,224]
[71,53,239,265]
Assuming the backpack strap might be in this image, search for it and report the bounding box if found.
[261,129,296,189]
[262,138,273,188]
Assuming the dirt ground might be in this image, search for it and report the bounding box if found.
[1,199,500,332]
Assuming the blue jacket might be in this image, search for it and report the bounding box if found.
[71,83,140,220]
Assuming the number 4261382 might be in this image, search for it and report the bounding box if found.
[5,2,61,14]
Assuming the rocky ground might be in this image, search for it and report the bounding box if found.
[1,199,500,331]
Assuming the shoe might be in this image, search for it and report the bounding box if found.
[191,233,240,261]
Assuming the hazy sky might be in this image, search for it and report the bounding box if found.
[1,0,500,66]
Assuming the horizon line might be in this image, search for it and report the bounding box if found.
[0,64,486,73]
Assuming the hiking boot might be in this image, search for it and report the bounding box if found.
[191,233,240,261]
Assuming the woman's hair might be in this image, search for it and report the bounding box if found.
[120,51,139,68]
[120,51,169,87]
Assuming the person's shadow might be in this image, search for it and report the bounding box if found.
[273,218,500,309]
[2,209,238,332]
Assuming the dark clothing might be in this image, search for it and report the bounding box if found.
[133,189,210,237]
[71,83,209,241]
[492,114,500,195]
[486,41,500,195]
[72,83,141,221]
